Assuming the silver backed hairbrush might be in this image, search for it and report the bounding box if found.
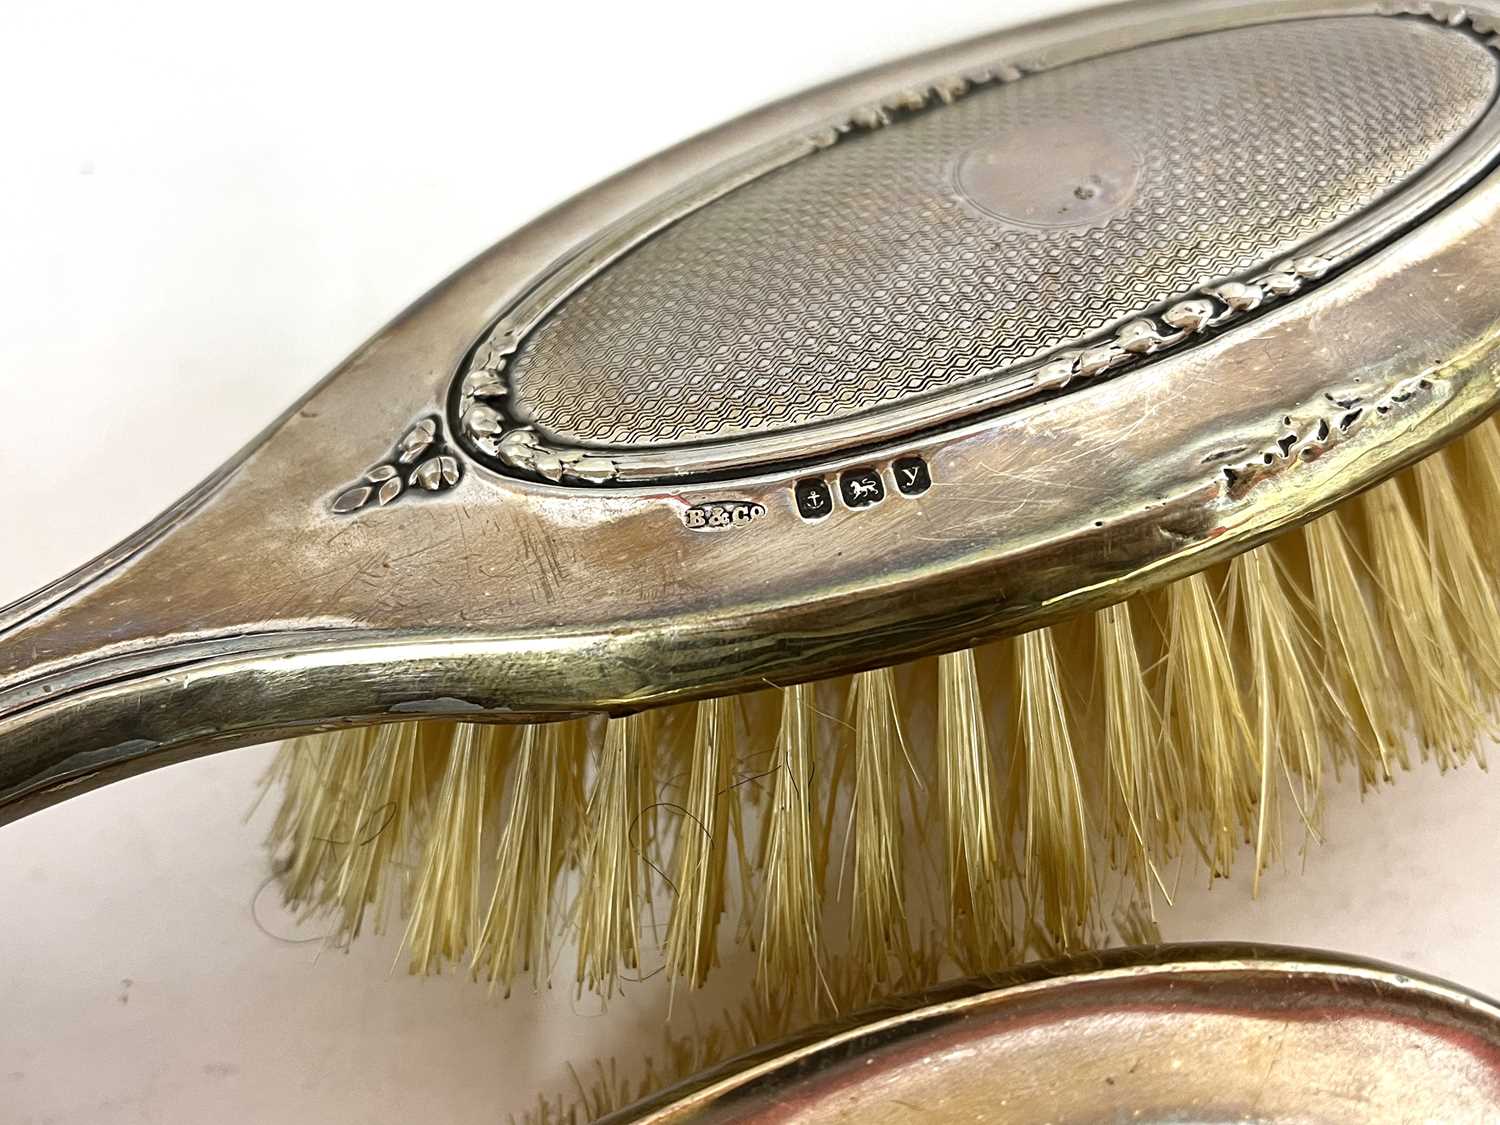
[7,0,1500,1110]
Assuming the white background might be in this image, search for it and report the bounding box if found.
[2,1,1499,1122]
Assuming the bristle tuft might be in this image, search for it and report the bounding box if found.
[1362,480,1484,769]
[1456,418,1500,578]
[936,650,1013,971]
[1162,571,1255,876]
[844,667,913,989]
[757,684,827,1012]
[664,698,739,991]
[1095,601,1178,902]
[576,714,652,996]
[475,721,584,995]
[264,729,369,910]
[1302,511,1405,785]
[1226,547,1326,883]
[404,723,502,973]
[1414,455,1500,712]
[327,722,430,939]
[1011,627,1093,944]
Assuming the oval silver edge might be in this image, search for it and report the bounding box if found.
[454,1,1500,486]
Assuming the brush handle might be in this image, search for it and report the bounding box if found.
[6,0,1500,824]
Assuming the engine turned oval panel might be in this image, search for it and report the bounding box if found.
[454,12,1500,485]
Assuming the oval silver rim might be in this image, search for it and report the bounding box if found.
[453,3,1500,486]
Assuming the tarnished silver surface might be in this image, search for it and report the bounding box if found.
[606,945,1500,1123]
[4,0,1500,821]
[461,11,1499,483]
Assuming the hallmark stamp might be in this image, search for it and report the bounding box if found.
[840,468,885,508]
[893,456,931,495]
[683,499,767,531]
[794,457,930,521]
[795,478,834,520]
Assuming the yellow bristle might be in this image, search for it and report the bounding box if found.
[403,722,503,973]
[265,729,373,910]
[330,721,430,939]
[935,649,1013,972]
[1361,480,1485,769]
[1010,627,1093,945]
[1161,570,1256,876]
[1303,511,1407,785]
[664,697,740,991]
[1095,601,1178,903]
[757,683,828,1012]
[576,714,653,995]
[843,666,914,991]
[1456,418,1500,574]
[1226,546,1327,884]
[475,720,584,995]
[1413,455,1500,711]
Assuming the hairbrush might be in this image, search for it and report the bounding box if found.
[5,0,1500,1113]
